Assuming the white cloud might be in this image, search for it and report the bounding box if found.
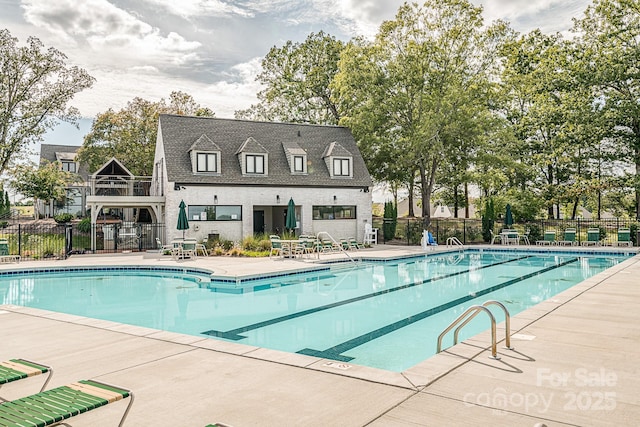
[140,0,253,19]
[21,0,201,67]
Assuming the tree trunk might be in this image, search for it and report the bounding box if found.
[547,164,554,219]
[408,180,415,217]
[464,182,469,218]
[571,197,578,220]
[453,185,459,218]
[420,157,438,229]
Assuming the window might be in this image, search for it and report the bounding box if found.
[61,161,76,173]
[246,154,264,174]
[312,205,356,220]
[293,155,304,172]
[196,153,217,173]
[187,205,242,221]
[333,158,350,176]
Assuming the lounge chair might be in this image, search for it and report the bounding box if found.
[348,237,363,250]
[0,359,52,401]
[537,231,556,245]
[615,227,632,247]
[557,228,577,246]
[0,379,133,427]
[582,228,601,246]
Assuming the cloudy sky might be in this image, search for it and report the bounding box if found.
[1,0,592,145]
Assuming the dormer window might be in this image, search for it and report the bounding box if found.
[61,161,76,173]
[246,154,265,174]
[189,135,221,175]
[282,141,307,175]
[197,152,218,173]
[323,142,353,179]
[237,137,268,176]
[333,158,350,176]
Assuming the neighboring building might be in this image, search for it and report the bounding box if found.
[153,115,374,243]
[38,144,88,217]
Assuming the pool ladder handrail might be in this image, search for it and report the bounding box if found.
[446,236,463,249]
[436,300,513,359]
[315,231,357,264]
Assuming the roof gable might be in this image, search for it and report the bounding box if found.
[235,137,267,154]
[322,141,352,158]
[92,157,133,178]
[189,134,221,152]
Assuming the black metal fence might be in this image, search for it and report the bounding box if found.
[0,223,166,260]
[372,217,640,247]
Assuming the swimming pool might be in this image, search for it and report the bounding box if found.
[0,250,631,371]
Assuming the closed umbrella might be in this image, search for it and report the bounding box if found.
[286,198,297,231]
[504,204,514,228]
[177,200,189,239]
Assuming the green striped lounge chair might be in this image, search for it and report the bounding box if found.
[582,228,601,246]
[0,379,133,427]
[536,231,556,245]
[0,359,52,401]
[557,228,577,246]
[616,227,632,247]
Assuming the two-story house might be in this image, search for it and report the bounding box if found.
[153,115,373,243]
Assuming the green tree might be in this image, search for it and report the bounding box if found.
[383,201,397,240]
[77,91,214,176]
[235,31,345,125]
[575,0,640,219]
[333,0,507,226]
[0,29,94,174]
[481,197,496,242]
[10,161,80,218]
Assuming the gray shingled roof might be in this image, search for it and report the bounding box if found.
[159,115,373,188]
[39,144,89,180]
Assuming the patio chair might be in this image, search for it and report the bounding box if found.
[348,237,363,250]
[269,237,283,258]
[0,379,133,427]
[489,230,502,245]
[615,227,632,247]
[557,228,577,246]
[0,359,52,401]
[582,228,601,246]
[536,231,556,245]
[156,238,173,254]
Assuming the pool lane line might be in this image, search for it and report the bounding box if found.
[201,254,533,340]
[296,257,579,362]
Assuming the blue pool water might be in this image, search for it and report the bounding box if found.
[0,251,630,372]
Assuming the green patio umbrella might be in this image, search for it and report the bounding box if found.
[504,204,514,228]
[177,200,189,239]
[285,198,297,232]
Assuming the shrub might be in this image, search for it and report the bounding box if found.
[76,217,91,233]
[221,239,234,251]
[526,223,542,243]
[481,198,495,242]
[383,201,397,240]
[0,221,7,229]
[54,213,74,223]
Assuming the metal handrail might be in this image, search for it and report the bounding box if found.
[315,231,357,263]
[453,300,513,350]
[437,305,499,359]
[446,236,463,247]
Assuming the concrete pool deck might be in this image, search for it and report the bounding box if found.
[0,245,638,426]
